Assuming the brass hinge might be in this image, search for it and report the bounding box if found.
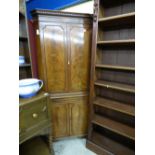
[36,29,40,35]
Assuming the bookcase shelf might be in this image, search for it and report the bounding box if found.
[93,97,135,116]
[19,63,31,68]
[87,0,135,154]
[87,131,134,155]
[92,115,135,140]
[97,39,135,46]
[98,12,135,26]
[95,64,135,71]
[95,80,135,93]
[19,36,28,41]
[19,3,32,79]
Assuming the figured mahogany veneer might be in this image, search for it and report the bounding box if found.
[31,10,92,139]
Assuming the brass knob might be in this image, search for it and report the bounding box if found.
[42,106,47,112]
[44,93,49,96]
[32,113,38,118]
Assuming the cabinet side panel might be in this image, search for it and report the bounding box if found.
[34,22,47,90]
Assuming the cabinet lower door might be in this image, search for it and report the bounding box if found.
[69,96,88,136]
[51,99,69,139]
[50,96,88,139]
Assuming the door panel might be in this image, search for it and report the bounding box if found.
[69,26,91,91]
[50,95,88,139]
[50,99,69,139]
[69,96,88,136]
[43,25,67,92]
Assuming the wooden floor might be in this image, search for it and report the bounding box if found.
[20,137,51,155]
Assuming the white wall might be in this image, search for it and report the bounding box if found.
[62,1,94,14]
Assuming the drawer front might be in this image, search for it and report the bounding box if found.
[19,97,49,133]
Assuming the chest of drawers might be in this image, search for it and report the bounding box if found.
[19,92,52,150]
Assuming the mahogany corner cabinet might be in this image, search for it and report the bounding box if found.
[31,10,93,140]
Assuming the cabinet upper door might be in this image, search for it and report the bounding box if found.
[68,25,92,92]
[42,24,68,93]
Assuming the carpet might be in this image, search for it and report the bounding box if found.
[53,138,96,155]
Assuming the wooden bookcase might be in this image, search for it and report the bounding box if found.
[86,0,135,154]
[19,0,32,79]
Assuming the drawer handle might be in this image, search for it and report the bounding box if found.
[42,106,47,112]
[32,113,38,118]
